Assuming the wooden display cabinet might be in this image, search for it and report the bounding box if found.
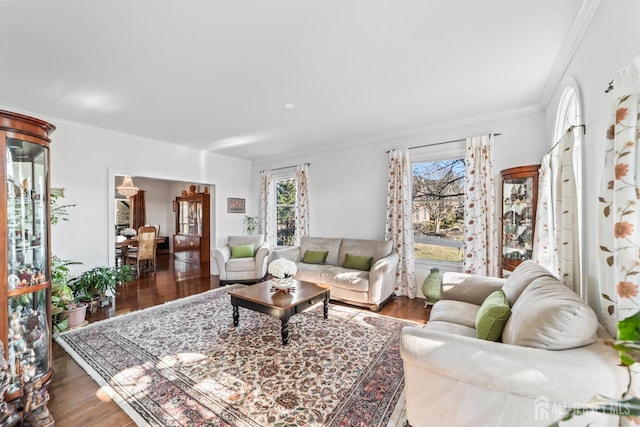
[173,193,210,277]
[0,110,55,425]
[501,164,540,276]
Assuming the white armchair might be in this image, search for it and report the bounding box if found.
[212,235,271,284]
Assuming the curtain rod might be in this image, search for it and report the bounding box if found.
[260,162,310,173]
[546,124,586,155]
[386,133,502,153]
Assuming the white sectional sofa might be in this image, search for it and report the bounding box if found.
[271,236,399,311]
[400,261,630,427]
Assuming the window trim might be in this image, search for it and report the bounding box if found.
[274,173,297,248]
[552,78,584,298]
[411,145,466,265]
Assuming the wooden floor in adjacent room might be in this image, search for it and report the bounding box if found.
[48,254,429,426]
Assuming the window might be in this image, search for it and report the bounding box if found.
[412,158,465,262]
[276,177,296,246]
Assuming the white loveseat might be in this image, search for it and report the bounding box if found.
[272,236,399,311]
[400,261,630,427]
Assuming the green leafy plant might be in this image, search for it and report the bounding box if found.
[549,312,640,425]
[243,215,259,235]
[51,256,83,333]
[69,265,135,300]
[50,193,76,225]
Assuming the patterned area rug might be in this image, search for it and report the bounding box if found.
[56,285,411,426]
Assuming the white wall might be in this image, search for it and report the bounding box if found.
[8,114,255,275]
[252,107,547,286]
[544,0,640,316]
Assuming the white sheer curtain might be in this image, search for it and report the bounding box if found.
[385,149,417,297]
[534,131,580,294]
[294,164,309,245]
[598,54,640,337]
[463,134,499,276]
[260,170,277,248]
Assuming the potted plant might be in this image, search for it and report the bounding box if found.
[69,264,135,312]
[243,215,259,235]
[51,256,85,333]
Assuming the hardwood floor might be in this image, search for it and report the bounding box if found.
[48,254,428,426]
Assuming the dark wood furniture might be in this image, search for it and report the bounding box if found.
[173,192,210,277]
[0,110,55,423]
[115,236,165,266]
[228,280,330,345]
[500,164,540,275]
[126,226,158,276]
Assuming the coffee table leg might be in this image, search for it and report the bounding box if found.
[232,304,239,326]
[323,294,329,319]
[281,319,289,345]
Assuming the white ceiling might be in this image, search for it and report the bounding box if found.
[0,0,588,161]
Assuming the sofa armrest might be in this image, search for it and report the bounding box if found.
[367,251,400,305]
[212,245,231,278]
[441,272,506,305]
[400,326,628,403]
[254,243,271,277]
[271,246,301,263]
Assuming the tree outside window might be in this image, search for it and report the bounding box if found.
[412,159,465,262]
[276,178,296,246]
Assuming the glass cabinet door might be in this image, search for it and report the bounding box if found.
[502,176,535,260]
[177,198,202,236]
[500,164,540,275]
[5,137,50,392]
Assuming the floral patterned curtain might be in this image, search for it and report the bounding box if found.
[385,149,417,297]
[534,131,580,294]
[260,170,277,248]
[463,135,499,276]
[598,54,640,337]
[294,164,309,245]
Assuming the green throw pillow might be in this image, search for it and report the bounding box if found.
[476,290,511,341]
[302,250,329,264]
[342,253,374,271]
[230,244,254,259]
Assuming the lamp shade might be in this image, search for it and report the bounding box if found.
[117,175,139,197]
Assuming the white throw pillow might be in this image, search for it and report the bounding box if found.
[502,277,598,350]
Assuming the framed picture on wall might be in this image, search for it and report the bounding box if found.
[227,198,245,213]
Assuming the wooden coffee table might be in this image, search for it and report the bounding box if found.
[228,279,330,345]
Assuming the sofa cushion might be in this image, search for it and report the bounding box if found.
[230,244,254,259]
[424,320,477,338]
[320,266,370,292]
[475,290,511,341]
[502,277,598,350]
[342,253,373,271]
[302,250,328,264]
[338,238,393,265]
[225,257,257,272]
[294,263,325,283]
[300,237,342,266]
[501,260,557,306]
[429,300,479,329]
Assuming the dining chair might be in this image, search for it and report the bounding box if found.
[127,225,157,276]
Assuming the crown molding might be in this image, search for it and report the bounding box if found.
[253,104,544,166]
[538,0,600,107]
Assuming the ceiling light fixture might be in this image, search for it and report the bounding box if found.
[284,103,295,109]
[117,175,139,197]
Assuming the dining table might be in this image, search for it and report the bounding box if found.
[115,236,165,265]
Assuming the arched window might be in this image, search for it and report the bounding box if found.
[551,81,583,296]
[554,85,582,142]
